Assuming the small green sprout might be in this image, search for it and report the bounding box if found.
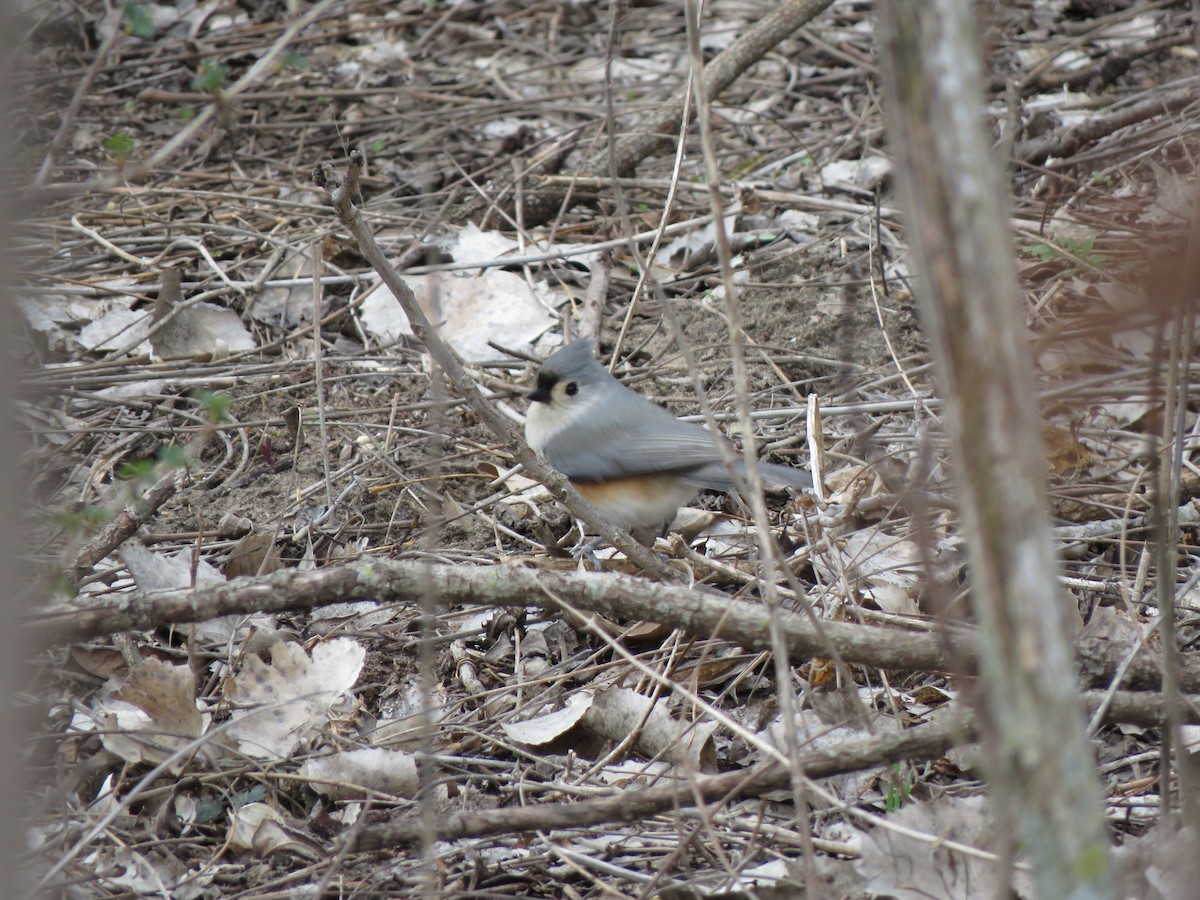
[192,60,228,94]
[123,4,156,39]
[102,132,135,164]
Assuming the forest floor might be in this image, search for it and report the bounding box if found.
[14,1,1200,897]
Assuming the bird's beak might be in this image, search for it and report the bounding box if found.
[527,387,550,403]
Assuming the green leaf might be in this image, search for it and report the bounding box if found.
[117,458,157,484]
[158,444,190,470]
[884,763,913,812]
[102,132,135,162]
[191,390,233,423]
[123,3,156,40]
[282,50,309,71]
[44,568,76,599]
[193,791,226,825]
[191,60,228,94]
[80,504,113,528]
[1023,242,1060,262]
[54,504,112,534]
[1021,235,1106,269]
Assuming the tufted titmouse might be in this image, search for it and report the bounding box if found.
[525,339,812,539]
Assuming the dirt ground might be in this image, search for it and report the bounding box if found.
[15,1,1200,897]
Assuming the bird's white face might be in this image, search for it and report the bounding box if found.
[524,374,603,454]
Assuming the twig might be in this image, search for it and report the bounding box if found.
[33,15,121,187]
[1017,86,1195,167]
[311,240,333,506]
[30,557,961,666]
[683,1,821,887]
[482,0,837,228]
[38,553,1200,696]
[311,152,675,578]
[69,430,213,585]
[22,0,344,203]
[348,707,974,851]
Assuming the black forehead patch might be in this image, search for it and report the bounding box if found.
[536,371,559,391]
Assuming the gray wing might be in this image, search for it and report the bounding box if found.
[543,415,727,482]
[541,384,811,491]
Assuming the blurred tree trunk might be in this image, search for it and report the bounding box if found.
[875,3,1116,897]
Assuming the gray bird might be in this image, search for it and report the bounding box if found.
[525,339,811,540]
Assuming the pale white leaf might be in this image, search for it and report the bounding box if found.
[501,691,593,745]
[301,748,419,799]
[225,639,365,758]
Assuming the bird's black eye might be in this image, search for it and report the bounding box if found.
[564,382,579,396]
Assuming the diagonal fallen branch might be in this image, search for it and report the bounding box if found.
[349,707,974,851]
[476,0,837,228]
[345,688,1200,851]
[1017,85,1195,167]
[312,152,675,579]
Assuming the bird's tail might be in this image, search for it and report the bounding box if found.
[686,461,812,492]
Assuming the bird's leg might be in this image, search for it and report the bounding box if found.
[568,522,668,570]
[567,521,605,571]
[573,535,605,571]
